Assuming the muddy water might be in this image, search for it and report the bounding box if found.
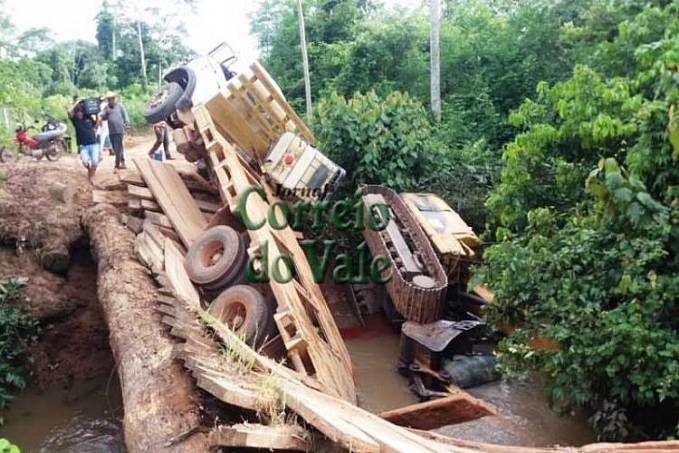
[344,316,596,448]
[0,376,124,452]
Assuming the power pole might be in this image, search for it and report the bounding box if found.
[296,0,312,121]
[430,0,441,122]
[111,14,116,60]
[137,20,148,89]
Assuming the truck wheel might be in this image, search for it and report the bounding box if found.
[143,82,183,124]
[184,226,246,287]
[209,285,273,346]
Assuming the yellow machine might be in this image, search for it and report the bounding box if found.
[401,193,480,285]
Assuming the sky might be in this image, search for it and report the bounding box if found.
[5,0,424,61]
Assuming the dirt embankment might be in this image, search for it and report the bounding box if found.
[0,156,107,387]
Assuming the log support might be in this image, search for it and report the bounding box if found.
[83,203,207,452]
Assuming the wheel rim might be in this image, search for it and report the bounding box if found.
[219,302,247,331]
[148,86,170,109]
[201,240,225,268]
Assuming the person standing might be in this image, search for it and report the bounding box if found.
[98,98,113,155]
[147,121,173,160]
[101,91,131,169]
[67,96,100,183]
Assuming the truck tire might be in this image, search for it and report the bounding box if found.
[143,82,183,124]
[209,285,273,346]
[184,226,247,287]
[202,241,248,292]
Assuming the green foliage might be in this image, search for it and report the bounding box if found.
[0,279,39,413]
[314,91,436,192]
[477,0,679,440]
[0,438,20,453]
[0,1,195,139]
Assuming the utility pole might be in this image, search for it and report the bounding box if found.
[137,20,148,89]
[111,14,116,60]
[430,0,441,122]
[296,0,312,121]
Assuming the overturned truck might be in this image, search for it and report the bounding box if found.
[91,44,677,452]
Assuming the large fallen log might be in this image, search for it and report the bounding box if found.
[83,203,207,452]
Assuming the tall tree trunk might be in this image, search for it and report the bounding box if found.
[296,0,313,121]
[137,21,147,89]
[430,0,441,122]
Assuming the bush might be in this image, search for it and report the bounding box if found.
[476,2,679,440]
[0,279,39,414]
[0,438,19,453]
[119,83,153,128]
[314,90,437,193]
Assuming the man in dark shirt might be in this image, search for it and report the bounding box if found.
[68,96,100,183]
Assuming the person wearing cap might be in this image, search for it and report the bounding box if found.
[101,91,131,169]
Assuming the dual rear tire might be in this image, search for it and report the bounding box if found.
[185,226,275,346]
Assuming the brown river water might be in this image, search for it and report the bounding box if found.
[1,315,595,451]
[0,376,124,452]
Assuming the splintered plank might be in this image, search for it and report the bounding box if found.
[145,210,174,229]
[208,424,310,451]
[134,231,164,274]
[92,190,128,205]
[128,184,154,200]
[120,171,146,186]
[133,157,207,248]
[163,237,200,310]
[380,393,496,430]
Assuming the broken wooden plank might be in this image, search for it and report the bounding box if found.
[121,214,144,234]
[128,199,142,211]
[133,157,208,248]
[207,423,309,451]
[141,199,162,212]
[145,210,174,229]
[143,218,181,244]
[120,171,146,186]
[195,198,220,214]
[134,231,164,274]
[93,189,128,205]
[380,393,496,430]
[128,184,155,200]
[163,237,201,310]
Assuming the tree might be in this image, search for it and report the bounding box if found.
[16,28,55,56]
[477,1,679,440]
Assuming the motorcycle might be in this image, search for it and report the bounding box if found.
[0,114,69,163]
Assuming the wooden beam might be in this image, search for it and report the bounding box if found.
[163,237,200,310]
[207,423,310,451]
[133,158,207,248]
[144,210,174,229]
[128,184,154,200]
[93,189,128,205]
[380,393,496,430]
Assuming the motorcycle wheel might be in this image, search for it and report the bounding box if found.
[0,148,13,163]
[46,143,62,161]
